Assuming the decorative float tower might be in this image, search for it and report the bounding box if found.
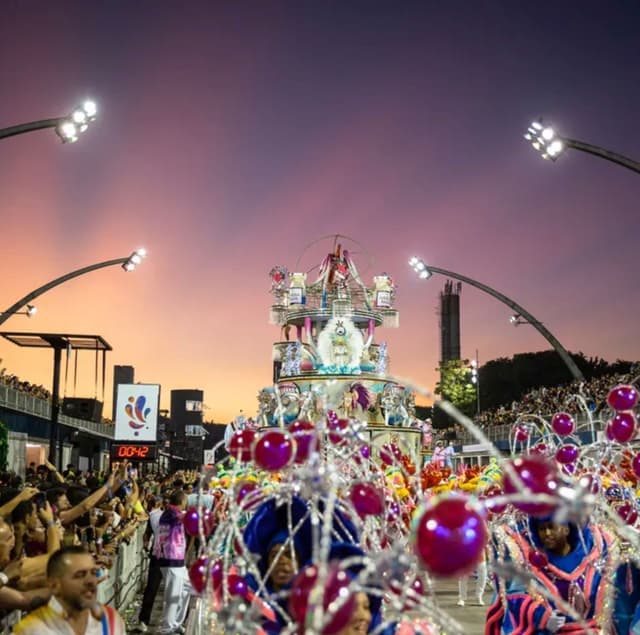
[259,235,424,456]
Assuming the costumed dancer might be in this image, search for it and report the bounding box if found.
[485,514,622,635]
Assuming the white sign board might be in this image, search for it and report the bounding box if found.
[115,384,160,442]
[203,449,215,465]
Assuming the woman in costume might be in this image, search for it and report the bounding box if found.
[485,514,622,635]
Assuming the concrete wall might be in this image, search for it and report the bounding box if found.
[7,431,28,476]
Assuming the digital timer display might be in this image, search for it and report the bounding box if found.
[110,443,157,461]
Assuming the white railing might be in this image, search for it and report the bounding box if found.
[453,411,604,446]
[0,383,114,439]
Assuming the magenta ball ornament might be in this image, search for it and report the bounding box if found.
[188,557,223,595]
[235,480,261,510]
[390,574,425,609]
[288,419,316,463]
[528,550,549,569]
[618,502,639,526]
[228,429,255,462]
[349,481,385,517]
[483,488,507,516]
[608,412,637,443]
[578,473,600,495]
[551,412,575,436]
[188,557,209,594]
[387,500,401,522]
[289,563,355,634]
[380,443,402,466]
[360,444,371,459]
[328,417,349,445]
[413,495,488,578]
[530,442,549,456]
[632,454,640,479]
[227,574,250,598]
[607,384,639,411]
[253,430,296,471]
[183,507,201,537]
[502,455,559,517]
[555,444,579,465]
[513,425,528,442]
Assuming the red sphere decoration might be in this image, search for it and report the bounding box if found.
[551,412,575,436]
[502,455,559,517]
[608,412,637,443]
[530,443,549,456]
[618,502,639,525]
[413,495,488,578]
[227,574,250,598]
[387,500,401,522]
[188,557,208,594]
[228,429,255,462]
[328,417,349,445]
[578,474,600,494]
[188,557,223,595]
[183,507,201,537]
[483,488,507,515]
[390,574,425,609]
[202,508,215,536]
[349,481,384,517]
[288,420,316,463]
[235,480,262,510]
[555,444,579,465]
[514,425,529,442]
[528,550,549,569]
[607,384,639,411]
[289,563,355,634]
[380,443,403,466]
[253,430,296,471]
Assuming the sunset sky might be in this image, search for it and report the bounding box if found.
[1,1,639,423]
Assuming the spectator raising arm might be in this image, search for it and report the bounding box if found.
[0,488,39,520]
[44,460,65,484]
[37,503,61,554]
[59,471,121,527]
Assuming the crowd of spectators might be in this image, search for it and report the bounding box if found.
[0,363,50,402]
[473,371,633,430]
[0,460,206,632]
[0,462,154,617]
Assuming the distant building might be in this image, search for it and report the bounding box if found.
[439,280,462,363]
[112,365,134,421]
[170,389,205,469]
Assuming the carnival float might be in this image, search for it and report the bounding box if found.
[178,236,640,635]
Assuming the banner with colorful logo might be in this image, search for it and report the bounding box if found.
[115,384,160,442]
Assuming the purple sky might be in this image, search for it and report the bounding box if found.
[1,1,639,422]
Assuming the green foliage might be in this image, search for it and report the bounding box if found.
[0,420,8,471]
[434,359,477,418]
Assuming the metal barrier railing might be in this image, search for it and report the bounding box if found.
[0,525,147,633]
[0,383,115,438]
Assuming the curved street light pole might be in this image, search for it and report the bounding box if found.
[564,138,640,175]
[410,258,584,382]
[0,250,146,328]
[0,118,62,141]
[0,100,98,143]
[524,120,640,175]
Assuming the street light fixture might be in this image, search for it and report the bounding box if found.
[122,248,147,272]
[409,256,584,381]
[524,118,640,175]
[0,248,147,328]
[0,99,98,143]
[0,304,37,318]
